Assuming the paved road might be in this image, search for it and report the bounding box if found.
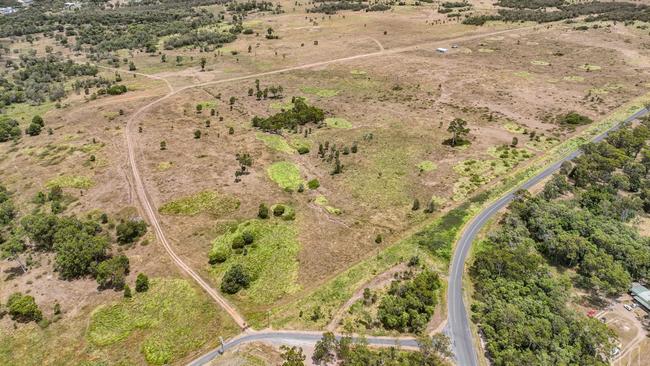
[446,106,649,366]
[187,331,418,366]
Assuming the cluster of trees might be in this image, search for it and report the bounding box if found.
[0,117,21,142]
[317,141,356,175]
[1,54,98,106]
[221,263,251,294]
[227,1,275,12]
[311,332,450,365]
[464,1,650,25]
[249,79,284,100]
[251,97,324,132]
[163,30,237,50]
[25,114,45,136]
[306,0,393,14]
[0,1,236,53]
[377,270,441,333]
[471,119,650,364]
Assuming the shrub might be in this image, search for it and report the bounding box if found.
[221,264,250,294]
[106,84,127,95]
[32,115,44,127]
[209,247,229,264]
[242,231,254,245]
[307,179,320,190]
[231,235,245,249]
[258,203,269,219]
[135,273,149,292]
[0,118,21,142]
[297,146,310,154]
[95,255,130,290]
[116,219,147,244]
[26,122,42,136]
[273,204,285,217]
[560,112,593,126]
[7,292,42,323]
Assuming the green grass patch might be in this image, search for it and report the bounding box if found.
[350,69,367,75]
[531,60,550,66]
[526,136,560,151]
[267,161,304,191]
[290,137,312,151]
[301,86,340,97]
[157,161,173,171]
[209,220,301,307]
[159,191,240,217]
[417,160,437,172]
[270,100,295,110]
[46,175,94,189]
[256,133,295,154]
[503,122,525,134]
[453,146,533,201]
[314,195,341,215]
[580,64,601,71]
[325,117,353,129]
[563,75,585,82]
[87,278,238,365]
[478,48,494,53]
[513,71,532,79]
[5,101,56,123]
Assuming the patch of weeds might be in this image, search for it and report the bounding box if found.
[530,60,550,66]
[526,136,559,151]
[563,75,585,82]
[157,161,173,171]
[159,191,240,217]
[290,137,312,152]
[209,220,301,306]
[314,195,341,215]
[478,48,494,53]
[87,279,237,365]
[513,71,532,79]
[580,64,601,71]
[256,133,295,154]
[46,175,94,189]
[325,117,352,129]
[503,122,525,134]
[267,161,304,191]
[452,146,533,201]
[301,86,339,97]
[350,69,367,76]
[417,160,437,172]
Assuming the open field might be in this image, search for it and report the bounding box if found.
[2,0,650,364]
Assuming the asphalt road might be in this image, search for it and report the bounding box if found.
[446,106,650,366]
[187,331,418,366]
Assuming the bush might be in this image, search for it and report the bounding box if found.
[7,292,42,323]
[297,146,310,155]
[307,179,320,190]
[32,115,44,127]
[0,118,21,142]
[258,203,269,219]
[231,235,245,249]
[135,273,149,292]
[221,264,250,294]
[242,231,254,245]
[273,204,285,217]
[116,219,147,244]
[560,112,593,126]
[106,84,127,95]
[209,247,229,264]
[95,255,130,290]
[252,97,324,132]
[26,122,42,136]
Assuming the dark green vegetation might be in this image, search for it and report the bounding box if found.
[464,1,650,26]
[558,111,593,127]
[471,120,650,365]
[6,292,43,323]
[0,180,146,291]
[377,270,441,333]
[0,1,237,53]
[0,116,21,141]
[312,332,450,365]
[306,0,392,14]
[1,53,98,106]
[252,97,324,132]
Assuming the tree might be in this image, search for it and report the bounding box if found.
[160,141,167,150]
[95,255,130,289]
[128,61,136,71]
[200,57,206,71]
[161,54,166,63]
[412,198,420,211]
[0,235,26,272]
[135,273,149,292]
[25,122,42,136]
[21,213,60,250]
[194,129,202,139]
[32,115,44,127]
[312,332,337,365]
[53,218,108,279]
[258,203,269,219]
[446,118,470,147]
[116,219,147,244]
[7,292,42,322]
[221,264,250,294]
[281,346,306,366]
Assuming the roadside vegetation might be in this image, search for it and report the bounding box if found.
[471,118,650,364]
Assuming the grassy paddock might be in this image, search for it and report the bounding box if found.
[159,190,240,217]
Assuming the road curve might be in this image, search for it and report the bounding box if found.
[447,106,650,366]
[187,331,418,366]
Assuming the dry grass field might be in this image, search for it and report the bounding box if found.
[2,0,650,364]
